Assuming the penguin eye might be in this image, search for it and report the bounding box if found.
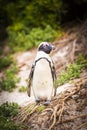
[45,44,48,47]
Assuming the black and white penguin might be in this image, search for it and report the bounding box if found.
[27,42,56,105]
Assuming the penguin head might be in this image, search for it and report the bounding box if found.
[38,42,55,54]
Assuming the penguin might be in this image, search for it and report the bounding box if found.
[27,42,56,105]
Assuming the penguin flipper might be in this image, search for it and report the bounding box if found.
[27,64,35,97]
[51,63,57,96]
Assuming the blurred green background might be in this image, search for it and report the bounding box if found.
[0,0,87,51]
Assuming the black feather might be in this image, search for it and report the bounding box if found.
[27,64,35,96]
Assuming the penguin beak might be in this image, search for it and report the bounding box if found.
[49,43,55,51]
[51,45,55,50]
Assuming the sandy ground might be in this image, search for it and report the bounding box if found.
[0,50,36,106]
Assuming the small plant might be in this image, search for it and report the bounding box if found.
[0,102,20,130]
[0,102,19,117]
[37,105,45,112]
[0,63,20,92]
[76,54,87,69]
[0,117,19,130]
[19,86,27,92]
[0,56,13,70]
[55,54,87,86]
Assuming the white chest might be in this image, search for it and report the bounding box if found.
[32,58,53,100]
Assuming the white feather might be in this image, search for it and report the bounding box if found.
[32,51,54,100]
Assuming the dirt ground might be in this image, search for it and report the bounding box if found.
[14,72,87,130]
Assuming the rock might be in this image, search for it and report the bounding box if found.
[72,94,79,99]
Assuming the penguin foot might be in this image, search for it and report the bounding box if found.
[43,100,50,106]
[35,98,40,103]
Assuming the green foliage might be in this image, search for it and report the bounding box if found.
[5,0,67,28]
[0,78,16,92]
[76,54,87,68]
[37,105,45,112]
[23,0,67,28]
[28,25,58,46]
[0,63,20,92]
[0,116,19,130]
[0,102,19,118]
[7,25,58,52]
[1,0,87,40]
[5,63,18,76]
[0,56,13,70]
[19,86,27,92]
[0,0,68,46]
[55,54,87,86]
[0,102,20,130]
